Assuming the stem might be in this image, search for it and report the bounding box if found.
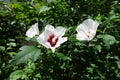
[103,27,107,33]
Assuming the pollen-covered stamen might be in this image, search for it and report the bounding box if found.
[85,31,90,38]
[47,34,58,47]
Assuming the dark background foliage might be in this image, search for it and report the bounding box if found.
[0,0,120,80]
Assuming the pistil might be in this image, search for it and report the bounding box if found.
[47,34,58,47]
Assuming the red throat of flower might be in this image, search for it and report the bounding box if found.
[47,34,58,47]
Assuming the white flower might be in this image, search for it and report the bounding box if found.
[37,24,67,53]
[26,23,39,38]
[76,19,99,41]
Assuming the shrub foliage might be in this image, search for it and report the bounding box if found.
[0,0,120,80]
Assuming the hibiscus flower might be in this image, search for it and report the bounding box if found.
[76,19,99,41]
[26,23,39,38]
[37,24,67,53]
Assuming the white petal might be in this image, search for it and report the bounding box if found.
[37,33,50,48]
[76,31,88,41]
[89,35,95,40]
[76,23,88,33]
[32,23,39,34]
[83,19,99,30]
[58,37,67,44]
[76,19,99,41]
[45,24,55,33]
[26,23,39,38]
[55,37,67,47]
[26,28,35,38]
[92,20,99,30]
[55,27,66,37]
[50,47,55,53]
[89,29,97,40]
[43,29,54,41]
[49,37,67,53]
[43,24,55,40]
[38,24,68,53]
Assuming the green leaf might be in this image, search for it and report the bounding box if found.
[7,42,16,47]
[103,34,116,45]
[9,70,25,80]
[87,67,94,73]
[95,45,102,53]
[0,46,5,52]
[116,61,120,69]
[69,35,78,42]
[4,46,41,69]
[97,34,116,48]
[47,0,56,3]
[39,6,51,13]
[56,53,71,61]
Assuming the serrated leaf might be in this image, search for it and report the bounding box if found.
[4,46,41,69]
[39,6,51,13]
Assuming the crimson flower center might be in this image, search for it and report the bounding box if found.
[47,34,58,47]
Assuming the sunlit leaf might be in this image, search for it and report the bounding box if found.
[39,6,51,13]
[4,46,41,69]
[9,70,26,80]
